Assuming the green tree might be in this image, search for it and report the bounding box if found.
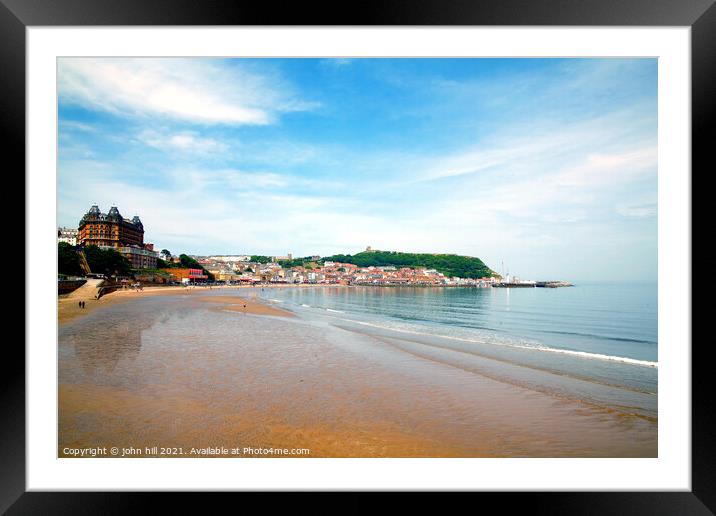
[278,256,321,268]
[83,245,132,277]
[161,249,172,257]
[178,254,214,281]
[322,250,497,279]
[58,242,83,276]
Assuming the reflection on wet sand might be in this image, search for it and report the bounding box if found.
[58,292,657,458]
[66,322,143,376]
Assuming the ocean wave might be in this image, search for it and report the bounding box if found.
[543,329,656,346]
[337,318,658,368]
[524,346,657,367]
[326,308,345,313]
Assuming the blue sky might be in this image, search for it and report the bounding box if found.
[58,58,657,281]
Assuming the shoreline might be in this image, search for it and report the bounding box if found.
[58,284,295,325]
[58,279,575,325]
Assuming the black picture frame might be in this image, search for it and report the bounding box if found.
[3,0,708,512]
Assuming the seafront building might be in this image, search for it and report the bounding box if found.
[117,246,159,269]
[76,204,158,269]
[205,266,242,282]
[160,268,209,283]
[78,205,144,248]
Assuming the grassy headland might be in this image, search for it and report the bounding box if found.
[323,250,497,279]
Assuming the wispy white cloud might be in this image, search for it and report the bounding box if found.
[58,58,316,125]
[59,120,97,132]
[408,105,655,185]
[553,146,656,188]
[423,145,655,223]
[323,58,353,67]
[137,129,228,154]
[58,159,372,254]
[616,201,657,218]
[168,168,290,191]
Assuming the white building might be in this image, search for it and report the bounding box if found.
[208,255,252,263]
[58,227,78,246]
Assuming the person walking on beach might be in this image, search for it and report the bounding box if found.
[78,301,82,309]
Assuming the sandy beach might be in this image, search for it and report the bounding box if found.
[58,288,466,457]
[197,295,294,317]
[57,285,656,458]
[58,284,292,325]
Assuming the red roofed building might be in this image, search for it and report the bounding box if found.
[160,268,208,283]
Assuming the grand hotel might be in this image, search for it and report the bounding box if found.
[77,204,157,269]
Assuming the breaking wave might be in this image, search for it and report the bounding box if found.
[337,318,658,368]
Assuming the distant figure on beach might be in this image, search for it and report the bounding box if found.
[78,301,82,309]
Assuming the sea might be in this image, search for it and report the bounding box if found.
[258,281,658,420]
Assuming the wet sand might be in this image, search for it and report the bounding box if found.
[58,290,657,458]
[59,285,291,325]
[197,295,294,318]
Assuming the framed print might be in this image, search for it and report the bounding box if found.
[4,0,710,512]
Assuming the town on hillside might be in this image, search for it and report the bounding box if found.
[59,204,569,291]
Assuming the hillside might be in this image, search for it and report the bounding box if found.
[323,251,497,279]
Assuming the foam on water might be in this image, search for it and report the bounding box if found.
[336,317,658,368]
